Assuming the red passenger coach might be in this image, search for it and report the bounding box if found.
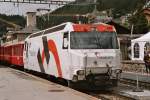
[1,42,24,67]
[3,45,12,64]
[11,42,24,66]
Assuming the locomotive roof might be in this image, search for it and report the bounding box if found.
[28,22,115,39]
[73,23,115,32]
[28,22,72,38]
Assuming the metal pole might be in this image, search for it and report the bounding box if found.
[84,53,87,77]
[131,24,134,38]
[48,10,50,23]
[133,70,143,92]
[136,73,139,89]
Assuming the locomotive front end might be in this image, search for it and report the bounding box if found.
[69,28,122,87]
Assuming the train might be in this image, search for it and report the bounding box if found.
[0,22,122,89]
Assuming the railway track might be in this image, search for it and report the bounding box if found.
[89,92,134,100]
[79,83,135,100]
[120,78,150,90]
[86,77,150,100]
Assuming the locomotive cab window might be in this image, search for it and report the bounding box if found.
[70,32,119,49]
[63,32,69,49]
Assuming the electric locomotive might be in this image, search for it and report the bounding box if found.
[23,22,122,88]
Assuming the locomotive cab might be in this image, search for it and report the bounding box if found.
[67,25,122,87]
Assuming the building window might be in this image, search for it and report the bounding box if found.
[134,43,140,58]
[144,42,150,53]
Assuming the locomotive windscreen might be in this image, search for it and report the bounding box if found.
[70,32,119,49]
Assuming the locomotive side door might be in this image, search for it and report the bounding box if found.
[61,32,72,79]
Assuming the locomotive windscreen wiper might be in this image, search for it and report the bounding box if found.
[95,32,102,49]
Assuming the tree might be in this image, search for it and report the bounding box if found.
[129,13,149,34]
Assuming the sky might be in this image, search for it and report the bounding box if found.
[0,2,63,16]
[0,0,76,16]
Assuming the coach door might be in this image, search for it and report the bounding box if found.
[24,41,28,58]
[24,41,30,68]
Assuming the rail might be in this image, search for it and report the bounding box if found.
[90,92,133,100]
[121,60,150,90]
[120,78,150,90]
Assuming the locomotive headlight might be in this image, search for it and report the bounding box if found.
[77,70,85,75]
[72,75,78,82]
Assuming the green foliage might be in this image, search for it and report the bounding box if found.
[37,0,143,29]
[129,13,149,34]
[128,0,149,34]
[37,15,88,30]
[52,5,94,14]
[97,0,141,18]
[37,0,148,34]
[0,14,26,27]
[0,14,26,37]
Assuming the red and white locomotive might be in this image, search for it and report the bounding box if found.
[23,22,122,87]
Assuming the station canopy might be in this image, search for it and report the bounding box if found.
[131,32,150,61]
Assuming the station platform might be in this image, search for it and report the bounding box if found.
[116,83,150,100]
[120,72,150,100]
[0,65,98,100]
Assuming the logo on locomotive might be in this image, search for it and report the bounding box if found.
[37,36,62,77]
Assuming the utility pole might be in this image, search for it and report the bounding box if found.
[37,8,51,22]
[131,24,134,38]
[93,0,98,14]
[88,0,98,23]
[37,8,51,29]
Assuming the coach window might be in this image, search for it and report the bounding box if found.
[63,32,69,49]
[134,43,140,58]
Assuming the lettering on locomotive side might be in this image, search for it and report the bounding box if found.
[98,56,114,59]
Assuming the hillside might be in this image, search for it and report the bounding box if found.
[52,0,143,17]
[0,14,26,37]
[0,0,148,35]
[0,14,26,27]
[37,0,148,34]
[38,0,146,27]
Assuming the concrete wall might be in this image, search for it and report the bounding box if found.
[26,12,36,28]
